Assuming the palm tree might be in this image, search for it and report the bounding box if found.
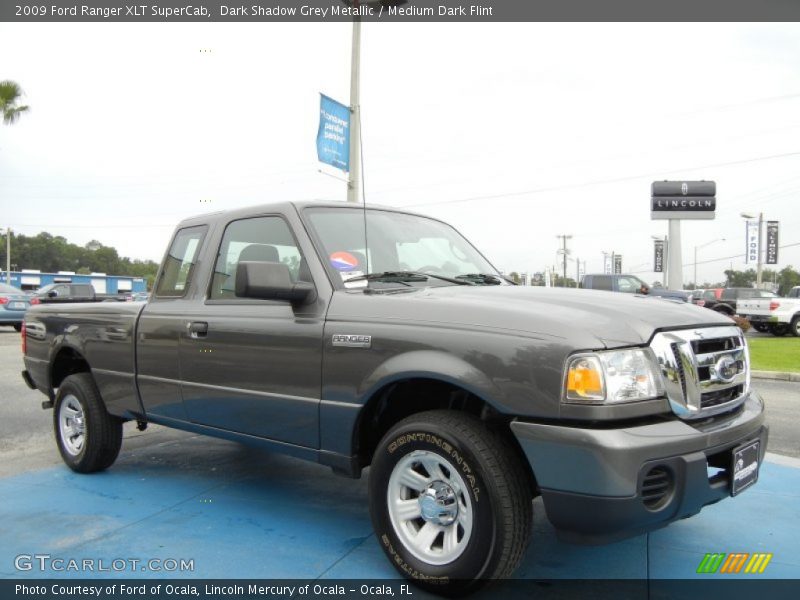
[0,80,29,125]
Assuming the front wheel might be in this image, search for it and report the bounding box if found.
[54,373,123,473]
[369,411,532,595]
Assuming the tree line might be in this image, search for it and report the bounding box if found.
[1,232,160,289]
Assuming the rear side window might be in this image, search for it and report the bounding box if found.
[72,285,94,296]
[592,276,612,291]
[155,226,207,298]
[210,216,306,300]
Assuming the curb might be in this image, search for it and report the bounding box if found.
[751,370,800,382]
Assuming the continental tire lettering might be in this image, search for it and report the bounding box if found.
[381,533,447,582]
[387,431,482,502]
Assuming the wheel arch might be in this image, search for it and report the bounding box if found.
[349,351,536,493]
[49,345,92,392]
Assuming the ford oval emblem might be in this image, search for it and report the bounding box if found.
[681,182,689,195]
[715,355,739,383]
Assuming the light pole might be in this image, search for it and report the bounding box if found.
[346,4,362,204]
[741,212,764,287]
[343,1,407,203]
[0,228,10,285]
[693,238,725,289]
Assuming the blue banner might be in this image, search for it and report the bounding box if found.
[316,94,350,172]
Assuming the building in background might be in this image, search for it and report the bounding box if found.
[0,270,146,295]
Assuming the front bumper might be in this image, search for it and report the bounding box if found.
[510,391,767,543]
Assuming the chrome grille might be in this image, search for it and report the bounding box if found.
[650,326,749,419]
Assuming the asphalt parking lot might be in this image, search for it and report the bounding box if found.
[1,327,799,587]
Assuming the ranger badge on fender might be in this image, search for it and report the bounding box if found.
[332,334,372,348]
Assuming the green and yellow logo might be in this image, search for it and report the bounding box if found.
[696,552,772,574]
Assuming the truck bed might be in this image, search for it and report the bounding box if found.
[24,302,145,416]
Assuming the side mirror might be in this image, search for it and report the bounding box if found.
[47,290,58,298]
[235,261,315,304]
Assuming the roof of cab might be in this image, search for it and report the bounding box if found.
[176,200,424,228]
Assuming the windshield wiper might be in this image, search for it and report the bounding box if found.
[346,271,474,286]
[455,273,510,285]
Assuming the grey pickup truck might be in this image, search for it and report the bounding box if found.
[21,202,767,592]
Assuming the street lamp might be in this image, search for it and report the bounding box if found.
[693,238,725,289]
[741,212,763,287]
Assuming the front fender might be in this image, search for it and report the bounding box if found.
[358,350,504,407]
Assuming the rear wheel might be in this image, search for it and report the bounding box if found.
[769,323,789,337]
[369,410,532,595]
[752,322,769,333]
[790,316,800,338]
[13,323,21,332]
[54,373,123,473]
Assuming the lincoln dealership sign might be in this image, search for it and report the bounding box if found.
[651,180,716,220]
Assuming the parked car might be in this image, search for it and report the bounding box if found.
[22,201,767,593]
[694,287,778,321]
[581,274,689,302]
[0,282,30,331]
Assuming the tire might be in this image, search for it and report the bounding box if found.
[13,323,21,332]
[53,373,123,473]
[790,316,800,338]
[369,410,532,595]
[752,322,769,333]
[769,323,789,337]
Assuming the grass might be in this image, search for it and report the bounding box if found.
[747,336,800,372]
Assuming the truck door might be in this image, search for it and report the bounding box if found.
[136,225,208,420]
[177,215,324,449]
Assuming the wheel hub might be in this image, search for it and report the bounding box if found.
[418,481,459,526]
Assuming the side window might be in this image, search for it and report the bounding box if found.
[155,226,207,298]
[594,276,612,291]
[617,277,641,293]
[210,216,306,300]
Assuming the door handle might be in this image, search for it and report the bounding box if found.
[188,321,208,339]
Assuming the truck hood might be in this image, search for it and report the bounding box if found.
[331,285,734,349]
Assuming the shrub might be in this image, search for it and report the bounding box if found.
[730,315,751,332]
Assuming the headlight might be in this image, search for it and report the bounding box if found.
[564,348,663,404]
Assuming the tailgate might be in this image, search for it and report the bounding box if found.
[737,298,772,316]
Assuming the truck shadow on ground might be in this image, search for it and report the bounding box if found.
[3,427,798,584]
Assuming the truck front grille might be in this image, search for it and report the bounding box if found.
[651,326,749,420]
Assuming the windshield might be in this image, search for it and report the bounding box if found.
[305,207,501,287]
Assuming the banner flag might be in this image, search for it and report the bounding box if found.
[766,221,779,265]
[654,240,664,273]
[316,94,350,172]
[745,221,759,264]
